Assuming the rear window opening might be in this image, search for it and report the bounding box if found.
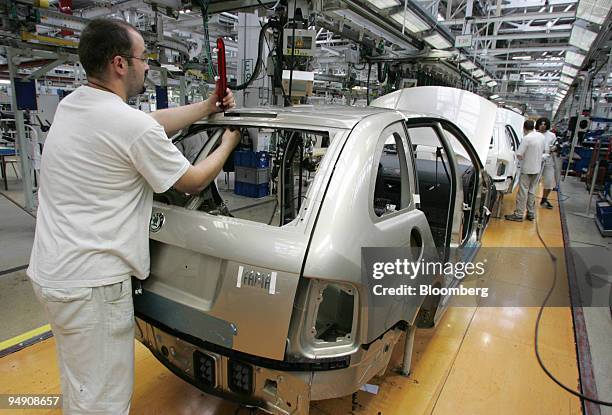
[154,125,334,227]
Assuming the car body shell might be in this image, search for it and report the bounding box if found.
[134,97,496,414]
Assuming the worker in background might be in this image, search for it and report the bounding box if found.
[505,119,545,222]
[536,117,556,209]
[26,18,239,415]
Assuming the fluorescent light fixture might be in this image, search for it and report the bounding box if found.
[0,80,10,85]
[481,75,492,83]
[423,33,452,49]
[391,9,430,33]
[472,69,485,77]
[490,94,500,99]
[366,0,401,9]
[558,83,569,91]
[569,25,597,51]
[525,79,544,83]
[576,0,612,25]
[487,81,498,87]
[560,75,574,85]
[437,13,445,21]
[460,60,476,70]
[520,72,534,75]
[561,65,578,77]
[512,55,532,60]
[565,50,586,67]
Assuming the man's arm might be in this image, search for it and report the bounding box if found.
[150,89,236,137]
[173,128,241,194]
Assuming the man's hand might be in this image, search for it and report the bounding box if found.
[221,127,241,150]
[204,88,236,115]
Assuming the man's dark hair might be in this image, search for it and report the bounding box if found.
[535,117,551,130]
[78,18,138,78]
[524,120,535,131]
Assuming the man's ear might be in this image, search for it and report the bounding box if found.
[110,56,128,76]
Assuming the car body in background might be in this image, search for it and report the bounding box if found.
[485,108,525,193]
[371,86,498,241]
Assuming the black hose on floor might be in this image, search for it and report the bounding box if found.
[533,155,612,407]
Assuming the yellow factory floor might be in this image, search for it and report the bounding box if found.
[0,189,581,415]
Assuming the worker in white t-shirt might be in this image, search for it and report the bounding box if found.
[505,119,546,222]
[536,117,556,209]
[27,19,239,415]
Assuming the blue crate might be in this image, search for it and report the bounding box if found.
[234,151,269,168]
[596,202,612,229]
[234,181,269,198]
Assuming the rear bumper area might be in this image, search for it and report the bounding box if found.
[136,317,311,414]
[136,317,402,414]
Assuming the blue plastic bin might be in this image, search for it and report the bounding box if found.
[234,181,269,198]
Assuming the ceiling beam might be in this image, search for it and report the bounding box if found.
[472,31,570,41]
[486,45,568,55]
[484,0,577,11]
[440,11,575,25]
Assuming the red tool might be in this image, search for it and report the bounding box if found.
[214,38,228,110]
[58,0,74,36]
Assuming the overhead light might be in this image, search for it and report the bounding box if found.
[525,79,544,83]
[569,25,597,51]
[520,71,534,75]
[487,80,498,87]
[565,50,586,67]
[366,0,401,9]
[391,9,431,33]
[561,65,578,77]
[558,83,569,91]
[0,80,10,85]
[437,13,445,21]
[490,94,500,99]
[472,69,485,77]
[560,75,574,85]
[481,75,492,83]
[512,56,532,60]
[576,0,612,25]
[423,33,452,49]
[460,60,476,70]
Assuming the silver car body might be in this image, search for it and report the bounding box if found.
[134,100,494,414]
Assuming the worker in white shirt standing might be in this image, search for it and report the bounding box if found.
[536,117,556,209]
[505,119,546,222]
[27,18,239,414]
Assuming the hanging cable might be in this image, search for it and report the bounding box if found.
[195,0,215,80]
[366,61,372,105]
[285,0,298,106]
[234,20,274,91]
[256,0,281,10]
